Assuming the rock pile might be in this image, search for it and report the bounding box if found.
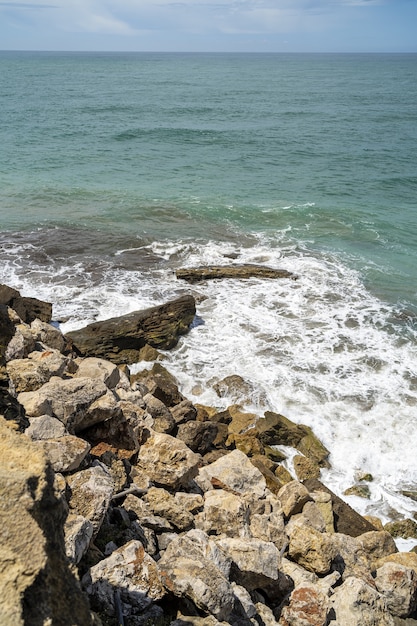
[1,285,417,626]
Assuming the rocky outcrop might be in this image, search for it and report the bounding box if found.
[176,264,297,283]
[0,283,52,324]
[66,294,196,363]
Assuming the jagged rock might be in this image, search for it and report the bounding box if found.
[136,429,201,489]
[358,530,398,570]
[344,483,372,499]
[376,553,417,576]
[216,537,281,591]
[0,283,52,323]
[226,405,258,437]
[170,399,198,425]
[174,492,204,513]
[39,434,91,473]
[134,363,185,407]
[25,414,67,440]
[176,264,296,283]
[74,356,121,389]
[6,349,71,393]
[0,416,93,625]
[0,303,17,367]
[250,507,287,550]
[196,489,250,538]
[158,530,235,621]
[64,513,94,565]
[177,420,218,453]
[234,430,265,456]
[123,494,174,532]
[232,582,257,619]
[196,449,266,498]
[67,461,114,537]
[281,557,318,587]
[385,519,417,539]
[310,491,334,533]
[286,501,327,535]
[143,392,175,433]
[30,318,67,352]
[275,464,295,486]
[288,526,337,575]
[17,376,111,433]
[331,532,375,584]
[82,540,165,617]
[278,480,313,518]
[144,487,195,531]
[279,582,330,626]
[330,576,394,626]
[213,374,257,404]
[375,562,417,618]
[293,455,321,481]
[85,400,149,455]
[67,295,196,364]
[302,478,376,536]
[255,601,280,625]
[248,455,284,495]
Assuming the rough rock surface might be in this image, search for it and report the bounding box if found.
[176,264,296,283]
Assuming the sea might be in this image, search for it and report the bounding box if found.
[1,51,417,541]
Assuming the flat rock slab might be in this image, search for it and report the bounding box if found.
[66,295,196,364]
[176,265,297,283]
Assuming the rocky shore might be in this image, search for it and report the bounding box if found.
[1,282,417,626]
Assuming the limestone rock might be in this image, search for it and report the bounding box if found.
[174,492,204,513]
[143,392,175,433]
[331,532,375,584]
[40,434,91,473]
[74,356,121,389]
[144,486,194,531]
[66,295,196,363]
[278,480,313,518]
[0,283,52,323]
[176,264,296,283]
[375,562,417,618]
[288,526,337,575]
[82,540,165,617]
[18,376,110,433]
[135,430,201,489]
[67,461,114,537]
[85,399,149,454]
[310,491,334,533]
[196,489,250,538]
[30,318,67,352]
[25,414,67,440]
[293,455,321,481]
[177,419,218,453]
[255,601,280,626]
[0,416,92,625]
[385,519,417,540]
[330,576,394,626]
[64,513,94,565]
[170,399,198,425]
[216,537,281,590]
[6,349,71,393]
[358,530,398,570]
[196,449,266,498]
[376,553,417,577]
[134,363,185,407]
[123,494,174,532]
[279,582,329,626]
[158,530,235,621]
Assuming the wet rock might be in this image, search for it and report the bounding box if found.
[0,283,52,323]
[293,455,321,481]
[176,264,296,283]
[385,519,417,540]
[135,430,201,489]
[196,449,266,498]
[82,540,165,617]
[344,483,372,499]
[67,461,114,537]
[66,295,196,363]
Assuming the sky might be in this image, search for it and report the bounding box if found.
[0,0,416,53]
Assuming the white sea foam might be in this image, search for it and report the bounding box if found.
[1,236,417,530]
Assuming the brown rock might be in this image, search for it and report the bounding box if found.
[176,420,218,453]
[144,487,194,531]
[278,480,313,518]
[66,295,196,363]
[385,519,417,539]
[375,562,417,618]
[279,583,329,626]
[288,525,337,575]
[134,363,185,406]
[293,455,321,481]
[176,264,296,283]
[0,283,52,323]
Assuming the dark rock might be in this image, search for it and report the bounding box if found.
[176,264,297,283]
[66,295,196,364]
[0,283,52,323]
[133,363,185,407]
[303,478,377,537]
[176,420,218,454]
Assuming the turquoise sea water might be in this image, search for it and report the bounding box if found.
[1,51,417,525]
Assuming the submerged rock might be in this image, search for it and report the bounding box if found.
[176,264,297,283]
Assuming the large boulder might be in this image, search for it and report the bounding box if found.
[0,417,92,625]
[330,576,394,626]
[0,283,52,324]
[196,449,266,498]
[6,349,72,393]
[216,537,281,591]
[176,264,296,283]
[66,295,196,364]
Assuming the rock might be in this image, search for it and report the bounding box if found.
[158,530,235,621]
[25,414,67,440]
[213,374,257,404]
[330,576,394,626]
[30,318,67,352]
[67,461,114,537]
[302,478,376,536]
[216,537,281,591]
[231,582,257,619]
[385,519,417,539]
[134,363,185,407]
[249,508,287,550]
[6,349,71,393]
[250,455,288,495]
[376,553,417,576]
[143,392,175,433]
[18,376,111,433]
[176,264,296,283]
[123,494,174,532]
[144,487,195,531]
[66,295,196,363]
[293,455,321,481]
[85,400,149,455]
[255,601,280,626]
[344,483,371,499]
[375,562,417,618]
[74,356,121,389]
[82,540,165,617]
[234,430,265,456]
[0,416,93,625]
[196,449,266,498]
[135,430,201,489]
[0,303,17,366]
[64,513,94,565]
[279,582,330,626]
[226,405,257,437]
[174,492,204,513]
[288,525,337,575]
[358,530,398,570]
[0,283,52,323]
[286,501,327,534]
[170,399,198,425]
[310,491,334,534]
[39,434,91,473]
[196,489,250,538]
[330,532,375,584]
[278,480,313,518]
[177,420,218,453]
